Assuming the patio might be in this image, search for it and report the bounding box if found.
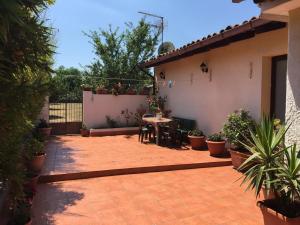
[40,135,231,182]
[32,134,265,225]
[33,166,264,225]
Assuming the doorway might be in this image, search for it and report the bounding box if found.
[270,55,287,122]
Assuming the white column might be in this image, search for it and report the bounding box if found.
[285,7,300,146]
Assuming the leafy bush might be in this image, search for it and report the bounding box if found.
[207,133,224,142]
[25,138,44,159]
[223,109,255,150]
[188,129,204,137]
[106,116,118,128]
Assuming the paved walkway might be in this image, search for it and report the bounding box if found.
[42,135,231,179]
[33,167,264,225]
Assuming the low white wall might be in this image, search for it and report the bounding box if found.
[155,28,288,135]
[83,91,147,129]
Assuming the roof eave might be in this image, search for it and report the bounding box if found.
[141,19,286,68]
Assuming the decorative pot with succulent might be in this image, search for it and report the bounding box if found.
[223,109,255,169]
[206,133,226,156]
[239,117,300,225]
[96,85,108,94]
[188,129,206,150]
[37,119,52,138]
[80,123,90,137]
[26,138,46,172]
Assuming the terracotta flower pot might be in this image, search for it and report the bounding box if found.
[26,219,32,225]
[80,129,90,137]
[228,149,250,169]
[188,136,206,149]
[206,140,226,156]
[126,90,137,95]
[38,127,52,138]
[29,153,46,172]
[96,89,108,94]
[258,201,300,225]
[82,87,92,91]
[23,174,40,194]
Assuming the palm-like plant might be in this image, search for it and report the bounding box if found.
[239,116,289,197]
[276,144,300,206]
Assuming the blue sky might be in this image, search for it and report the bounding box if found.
[47,0,259,69]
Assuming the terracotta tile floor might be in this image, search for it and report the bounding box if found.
[32,167,264,225]
[42,135,231,176]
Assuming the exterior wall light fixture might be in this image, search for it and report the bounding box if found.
[200,62,209,73]
[159,71,166,79]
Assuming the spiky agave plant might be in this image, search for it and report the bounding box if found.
[239,116,289,197]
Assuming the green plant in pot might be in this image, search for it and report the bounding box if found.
[188,129,206,150]
[37,119,52,139]
[206,133,226,156]
[25,138,45,172]
[9,200,32,225]
[239,117,300,225]
[80,123,90,137]
[223,109,255,169]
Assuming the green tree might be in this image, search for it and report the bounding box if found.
[0,0,55,200]
[50,66,83,102]
[158,41,175,55]
[85,19,159,90]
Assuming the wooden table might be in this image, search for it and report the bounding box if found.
[142,117,172,145]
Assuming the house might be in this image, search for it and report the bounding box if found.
[141,17,288,137]
[233,0,300,146]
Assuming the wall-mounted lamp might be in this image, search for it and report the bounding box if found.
[159,71,166,79]
[200,62,209,73]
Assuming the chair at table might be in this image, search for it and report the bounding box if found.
[160,120,180,147]
[173,117,196,145]
[139,114,154,143]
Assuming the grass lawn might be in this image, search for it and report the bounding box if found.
[49,103,82,123]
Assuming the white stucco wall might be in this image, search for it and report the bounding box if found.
[285,7,300,146]
[155,28,288,135]
[38,97,49,123]
[83,91,147,129]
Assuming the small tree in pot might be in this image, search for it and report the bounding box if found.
[206,133,226,156]
[223,109,255,169]
[239,117,300,225]
[188,129,206,150]
[25,138,46,172]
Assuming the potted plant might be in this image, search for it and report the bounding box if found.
[126,88,137,95]
[9,200,32,225]
[206,133,226,156]
[239,117,300,225]
[140,87,150,95]
[223,109,255,169]
[23,170,40,195]
[26,138,46,172]
[188,129,206,149]
[37,119,52,138]
[96,85,108,94]
[80,123,90,137]
[81,84,92,91]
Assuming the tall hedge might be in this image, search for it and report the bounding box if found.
[0,0,55,199]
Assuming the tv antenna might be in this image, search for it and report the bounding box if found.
[138,11,164,46]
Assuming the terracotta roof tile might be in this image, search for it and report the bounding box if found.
[141,17,286,67]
